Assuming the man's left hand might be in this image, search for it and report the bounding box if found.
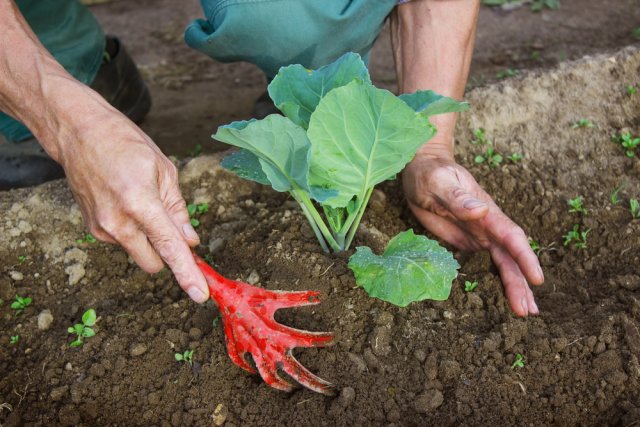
[403,154,544,317]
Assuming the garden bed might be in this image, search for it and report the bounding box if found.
[1,47,639,426]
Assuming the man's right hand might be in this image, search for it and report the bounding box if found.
[57,104,211,303]
[1,1,209,303]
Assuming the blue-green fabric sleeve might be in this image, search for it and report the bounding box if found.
[185,0,397,78]
[0,0,105,142]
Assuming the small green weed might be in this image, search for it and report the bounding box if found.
[531,0,560,11]
[633,27,640,39]
[203,253,216,266]
[18,255,26,263]
[187,203,209,228]
[528,238,541,255]
[496,68,519,80]
[475,147,503,168]
[571,119,593,129]
[76,233,97,244]
[531,51,543,62]
[627,85,637,96]
[563,225,590,249]
[11,294,32,315]
[68,308,97,347]
[482,0,559,12]
[10,335,19,345]
[464,280,478,292]
[511,353,525,369]
[567,196,587,215]
[507,153,523,162]
[471,128,490,146]
[612,132,640,158]
[188,144,203,158]
[610,183,625,205]
[630,199,640,219]
[175,349,194,366]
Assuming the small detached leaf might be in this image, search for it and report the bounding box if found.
[348,230,460,307]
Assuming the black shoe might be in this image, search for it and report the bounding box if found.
[91,36,151,124]
[0,36,151,191]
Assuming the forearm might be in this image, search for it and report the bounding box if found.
[391,0,479,159]
[0,1,113,164]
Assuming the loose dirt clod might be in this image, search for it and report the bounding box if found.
[37,310,53,331]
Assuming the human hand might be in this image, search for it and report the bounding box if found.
[403,155,544,316]
[55,107,210,303]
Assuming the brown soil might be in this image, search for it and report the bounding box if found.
[2,2,640,426]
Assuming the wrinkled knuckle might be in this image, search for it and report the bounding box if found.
[119,190,145,217]
[154,237,180,264]
[95,213,120,236]
[168,196,187,216]
[451,186,467,201]
[507,226,527,242]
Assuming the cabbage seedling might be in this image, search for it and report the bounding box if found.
[214,53,463,306]
[68,308,97,347]
[10,335,19,345]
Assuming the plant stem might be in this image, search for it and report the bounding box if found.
[344,187,374,250]
[297,199,330,253]
[293,190,342,252]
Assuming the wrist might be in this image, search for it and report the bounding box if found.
[416,137,454,161]
[32,78,115,165]
[416,115,456,160]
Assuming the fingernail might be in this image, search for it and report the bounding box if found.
[531,300,539,314]
[183,223,200,242]
[520,297,529,315]
[463,199,487,210]
[187,286,208,303]
[537,265,545,281]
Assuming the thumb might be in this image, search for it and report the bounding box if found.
[436,172,489,221]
